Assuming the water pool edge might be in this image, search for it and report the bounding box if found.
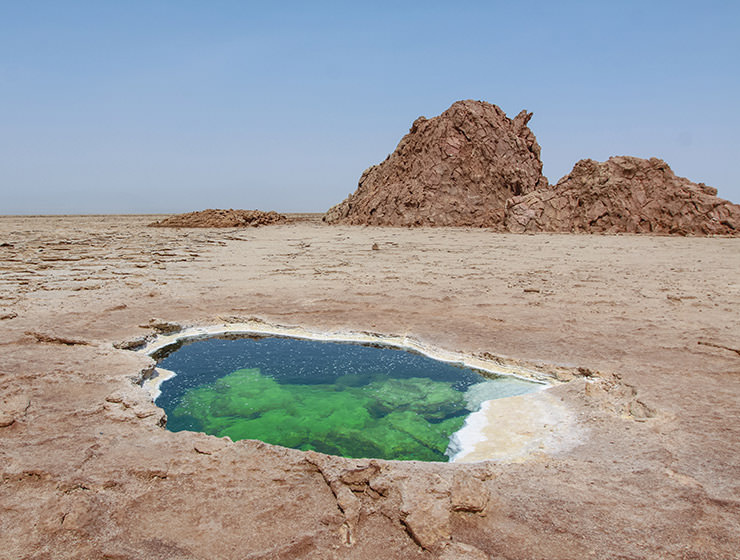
[137,321,583,463]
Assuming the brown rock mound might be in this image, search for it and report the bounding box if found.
[149,209,287,228]
[324,100,547,227]
[504,156,740,235]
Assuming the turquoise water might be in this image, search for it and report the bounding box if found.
[155,336,541,461]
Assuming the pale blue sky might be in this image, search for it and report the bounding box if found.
[1,1,738,214]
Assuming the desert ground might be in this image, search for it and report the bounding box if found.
[1,214,739,559]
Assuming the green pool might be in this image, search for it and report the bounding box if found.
[154,336,542,461]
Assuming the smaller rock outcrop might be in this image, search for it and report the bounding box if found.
[504,156,740,235]
[149,209,287,228]
[324,100,548,227]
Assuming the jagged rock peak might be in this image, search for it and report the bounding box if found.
[504,156,740,235]
[324,99,548,227]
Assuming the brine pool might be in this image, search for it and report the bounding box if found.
[153,335,545,461]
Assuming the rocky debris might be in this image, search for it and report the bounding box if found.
[305,453,380,546]
[0,394,30,427]
[149,208,287,228]
[324,100,548,227]
[25,331,89,346]
[399,475,453,551]
[504,156,740,235]
[450,471,489,513]
[305,451,493,553]
[113,335,150,351]
[104,388,166,425]
[582,372,658,421]
[138,318,181,334]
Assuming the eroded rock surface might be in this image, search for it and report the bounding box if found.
[504,156,740,235]
[149,209,287,228]
[325,100,739,236]
[2,215,740,559]
[324,100,547,227]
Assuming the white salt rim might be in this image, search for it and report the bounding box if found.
[138,320,561,462]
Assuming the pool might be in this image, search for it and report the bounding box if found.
[153,335,544,461]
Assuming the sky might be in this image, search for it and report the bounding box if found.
[1,0,739,214]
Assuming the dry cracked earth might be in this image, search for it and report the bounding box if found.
[1,214,739,559]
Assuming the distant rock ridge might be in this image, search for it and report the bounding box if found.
[324,99,548,227]
[149,209,287,228]
[505,156,740,235]
[324,100,739,235]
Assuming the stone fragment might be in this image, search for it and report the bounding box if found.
[399,474,452,551]
[450,473,489,513]
[113,335,150,350]
[401,497,451,551]
[138,319,181,334]
[0,394,30,427]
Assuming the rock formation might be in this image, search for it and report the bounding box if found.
[324,100,547,227]
[324,98,739,235]
[504,156,740,235]
[149,209,287,228]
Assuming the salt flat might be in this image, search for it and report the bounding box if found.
[1,215,739,559]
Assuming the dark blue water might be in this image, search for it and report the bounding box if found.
[156,336,490,409]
